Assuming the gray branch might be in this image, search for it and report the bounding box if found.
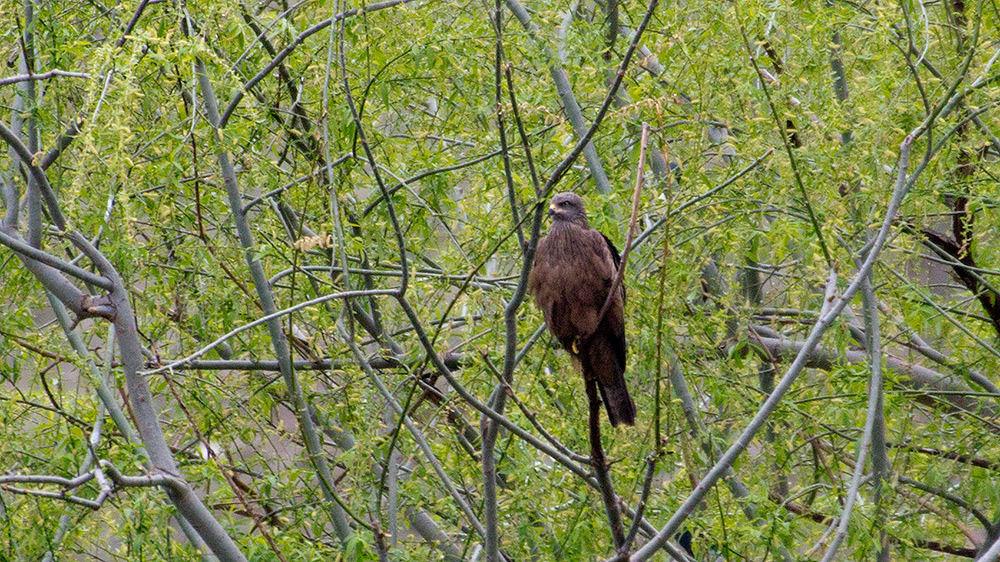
[818,270,887,561]
[0,69,90,87]
[0,228,112,289]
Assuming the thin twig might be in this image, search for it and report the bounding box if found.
[590,123,650,559]
[622,454,659,553]
[586,122,649,344]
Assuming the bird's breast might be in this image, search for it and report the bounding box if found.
[532,224,614,339]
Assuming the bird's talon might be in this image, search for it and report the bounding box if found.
[571,337,580,354]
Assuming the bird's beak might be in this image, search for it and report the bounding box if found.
[548,205,556,218]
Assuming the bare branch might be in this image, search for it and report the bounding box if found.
[0,119,66,229]
[818,271,886,561]
[0,228,112,289]
[587,123,648,343]
[0,70,89,87]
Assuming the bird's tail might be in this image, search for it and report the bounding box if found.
[582,339,636,427]
[598,370,636,427]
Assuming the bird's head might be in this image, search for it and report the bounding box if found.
[548,192,589,227]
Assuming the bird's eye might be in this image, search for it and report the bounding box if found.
[559,201,568,207]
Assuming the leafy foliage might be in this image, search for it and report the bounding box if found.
[2,0,1000,560]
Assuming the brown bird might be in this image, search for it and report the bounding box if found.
[529,192,636,426]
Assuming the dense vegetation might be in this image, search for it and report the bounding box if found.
[2,0,999,560]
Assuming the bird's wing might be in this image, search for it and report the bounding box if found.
[586,229,626,370]
[585,229,634,425]
[599,231,624,303]
[600,231,621,270]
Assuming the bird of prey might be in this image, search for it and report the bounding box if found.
[529,192,636,426]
